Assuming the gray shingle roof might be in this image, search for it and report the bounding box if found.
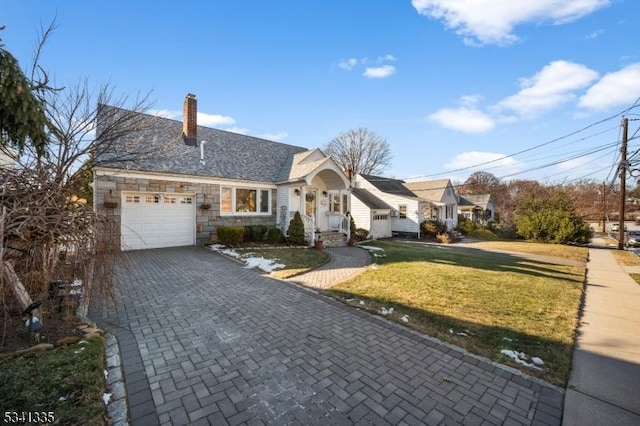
[95,105,309,183]
[351,188,393,210]
[403,179,451,203]
[459,194,492,209]
[361,174,417,198]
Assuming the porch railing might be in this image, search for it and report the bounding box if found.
[327,212,350,236]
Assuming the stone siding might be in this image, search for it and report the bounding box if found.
[95,175,277,248]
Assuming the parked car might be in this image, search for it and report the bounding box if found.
[626,230,640,247]
[611,223,627,232]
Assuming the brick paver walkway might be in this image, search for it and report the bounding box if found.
[286,246,371,289]
[93,246,563,425]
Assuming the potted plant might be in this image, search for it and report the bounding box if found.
[104,193,118,209]
[314,239,324,250]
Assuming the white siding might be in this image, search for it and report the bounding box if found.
[350,196,372,233]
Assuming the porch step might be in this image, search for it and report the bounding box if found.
[317,231,348,247]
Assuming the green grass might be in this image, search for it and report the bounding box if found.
[324,240,585,387]
[611,249,640,266]
[458,240,588,261]
[0,335,106,425]
[233,247,331,278]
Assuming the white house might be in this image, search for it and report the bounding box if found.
[350,188,393,239]
[93,94,352,250]
[458,194,495,224]
[353,174,458,238]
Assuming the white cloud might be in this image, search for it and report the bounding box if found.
[496,60,598,117]
[363,65,396,79]
[258,132,288,142]
[149,109,236,126]
[444,151,522,175]
[585,29,604,39]
[579,63,640,111]
[338,58,358,70]
[377,54,396,62]
[428,106,495,133]
[411,0,610,46]
[197,112,235,126]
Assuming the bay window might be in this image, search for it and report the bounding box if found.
[221,186,271,215]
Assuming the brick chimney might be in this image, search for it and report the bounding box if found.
[182,93,197,146]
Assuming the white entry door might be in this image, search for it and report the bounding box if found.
[121,193,196,250]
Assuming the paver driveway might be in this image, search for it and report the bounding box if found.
[93,247,563,425]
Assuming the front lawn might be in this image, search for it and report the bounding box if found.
[325,240,586,387]
[0,335,106,425]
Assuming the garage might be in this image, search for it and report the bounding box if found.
[370,211,391,239]
[121,192,196,250]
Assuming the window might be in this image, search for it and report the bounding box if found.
[260,190,269,213]
[399,205,407,219]
[331,193,340,212]
[164,196,178,204]
[373,214,388,221]
[221,186,270,215]
[221,187,232,213]
[445,205,454,219]
[236,189,257,212]
[181,197,193,204]
[125,195,140,203]
[145,195,159,203]
[342,194,348,214]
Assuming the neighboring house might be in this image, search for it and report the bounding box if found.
[403,179,459,231]
[350,188,393,239]
[458,194,495,224]
[93,94,352,250]
[353,174,458,238]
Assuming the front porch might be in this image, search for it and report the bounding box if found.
[280,169,352,246]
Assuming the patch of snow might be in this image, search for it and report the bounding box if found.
[102,393,111,405]
[104,370,108,380]
[359,300,365,306]
[503,337,513,342]
[531,357,545,367]
[359,245,385,251]
[243,257,285,272]
[58,396,67,402]
[500,349,543,370]
[209,244,240,258]
[74,347,85,354]
[457,332,468,337]
[449,329,454,334]
[370,263,379,269]
[372,253,386,258]
[345,298,355,302]
[79,340,88,345]
[71,278,82,287]
[400,315,410,323]
[379,307,394,316]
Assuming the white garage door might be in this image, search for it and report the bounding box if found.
[121,193,196,250]
[370,213,391,239]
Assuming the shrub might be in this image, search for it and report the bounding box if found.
[469,228,499,240]
[267,227,284,243]
[355,228,369,241]
[217,226,245,247]
[249,225,267,241]
[420,219,447,238]
[456,216,477,235]
[287,212,306,245]
[349,214,357,240]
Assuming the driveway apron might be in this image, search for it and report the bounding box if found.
[92,246,563,425]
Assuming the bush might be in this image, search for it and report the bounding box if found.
[250,225,267,241]
[456,216,477,235]
[217,226,245,247]
[287,212,306,245]
[349,214,357,240]
[420,219,447,238]
[267,227,284,243]
[469,228,499,240]
[355,228,369,241]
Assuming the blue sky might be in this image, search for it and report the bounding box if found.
[3,1,640,185]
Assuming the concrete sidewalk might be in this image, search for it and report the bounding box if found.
[563,240,640,425]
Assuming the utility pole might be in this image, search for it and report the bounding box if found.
[618,117,629,250]
[601,181,606,233]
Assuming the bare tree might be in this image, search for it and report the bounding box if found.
[324,127,392,175]
[0,23,154,347]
